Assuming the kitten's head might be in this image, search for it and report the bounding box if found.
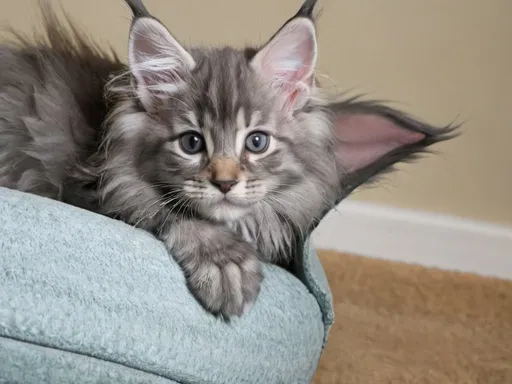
[109,0,456,229]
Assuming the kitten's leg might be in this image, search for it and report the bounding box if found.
[160,218,263,319]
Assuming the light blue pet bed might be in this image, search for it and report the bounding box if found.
[0,187,333,383]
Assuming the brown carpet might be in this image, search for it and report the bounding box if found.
[313,251,512,384]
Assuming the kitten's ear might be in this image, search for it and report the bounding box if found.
[127,5,195,110]
[330,99,458,200]
[250,0,318,110]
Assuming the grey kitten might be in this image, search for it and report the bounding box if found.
[0,0,457,318]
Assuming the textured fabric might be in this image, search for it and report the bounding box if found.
[0,338,178,384]
[0,187,333,384]
[293,240,334,347]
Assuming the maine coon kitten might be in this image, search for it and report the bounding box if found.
[0,0,457,318]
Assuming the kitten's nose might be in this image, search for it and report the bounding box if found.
[211,179,238,193]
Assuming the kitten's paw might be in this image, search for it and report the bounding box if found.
[186,241,262,319]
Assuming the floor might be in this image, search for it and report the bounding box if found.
[312,250,512,384]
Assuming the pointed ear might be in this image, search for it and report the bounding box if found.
[128,16,195,110]
[330,99,459,198]
[250,14,317,111]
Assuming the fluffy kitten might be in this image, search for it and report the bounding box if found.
[0,0,457,318]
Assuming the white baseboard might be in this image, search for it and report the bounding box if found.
[312,200,512,280]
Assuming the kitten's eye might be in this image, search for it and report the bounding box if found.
[245,132,270,154]
[179,132,205,154]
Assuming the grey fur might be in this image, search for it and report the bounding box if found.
[124,0,150,17]
[0,0,458,318]
[296,0,318,19]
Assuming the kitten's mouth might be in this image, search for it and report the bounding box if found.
[220,195,248,207]
[206,190,258,212]
[205,196,252,222]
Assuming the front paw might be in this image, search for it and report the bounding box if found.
[185,240,263,319]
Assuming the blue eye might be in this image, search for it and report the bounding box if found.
[179,132,205,154]
[245,132,270,154]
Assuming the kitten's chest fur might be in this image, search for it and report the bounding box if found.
[224,211,296,265]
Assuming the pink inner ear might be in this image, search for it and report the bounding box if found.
[129,18,195,89]
[335,114,426,173]
[253,18,317,109]
[269,40,316,85]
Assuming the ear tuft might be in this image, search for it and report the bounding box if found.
[294,0,318,21]
[124,0,150,18]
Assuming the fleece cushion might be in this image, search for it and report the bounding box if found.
[0,187,333,384]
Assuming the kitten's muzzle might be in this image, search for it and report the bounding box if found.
[209,157,241,193]
[211,179,238,193]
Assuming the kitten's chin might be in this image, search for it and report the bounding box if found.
[201,201,251,222]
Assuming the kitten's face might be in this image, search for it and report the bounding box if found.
[108,4,449,234]
[146,49,326,222]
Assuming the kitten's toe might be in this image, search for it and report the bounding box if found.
[220,254,263,318]
[242,300,254,316]
[222,262,245,316]
[186,263,224,315]
[217,263,263,319]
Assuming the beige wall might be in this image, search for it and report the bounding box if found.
[2,0,511,225]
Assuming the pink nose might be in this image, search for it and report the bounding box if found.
[211,180,238,193]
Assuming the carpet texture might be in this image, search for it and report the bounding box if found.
[313,250,512,384]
